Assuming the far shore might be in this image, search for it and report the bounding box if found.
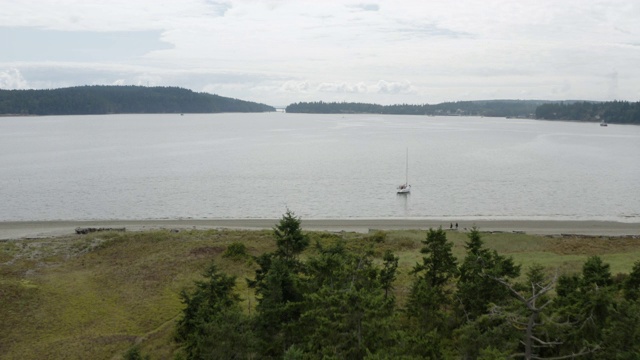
[1,219,639,240]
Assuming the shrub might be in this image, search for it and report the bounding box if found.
[123,346,149,360]
[223,242,248,260]
[369,230,387,243]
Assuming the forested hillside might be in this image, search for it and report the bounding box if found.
[286,99,640,124]
[286,100,550,118]
[0,85,275,115]
[536,100,640,124]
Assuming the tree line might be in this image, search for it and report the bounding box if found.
[535,101,640,124]
[147,211,640,360]
[0,86,275,115]
[286,100,640,124]
[285,100,549,118]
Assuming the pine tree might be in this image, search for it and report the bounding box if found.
[457,227,520,321]
[406,227,458,334]
[296,241,397,359]
[249,210,310,357]
[175,262,255,359]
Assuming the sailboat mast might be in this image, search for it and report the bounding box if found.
[405,148,409,185]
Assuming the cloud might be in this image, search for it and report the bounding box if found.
[281,81,310,92]
[371,80,413,94]
[204,1,232,16]
[0,68,29,89]
[391,21,471,40]
[317,82,367,93]
[349,3,380,12]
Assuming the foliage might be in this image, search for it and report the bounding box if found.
[123,346,149,360]
[623,260,640,301]
[406,227,458,335]
[454,314,520,359]
[0,85,275,115]
[489,265,567,359]
[380,250,399,300]
[368,230,387,243]
[273,210,310,263]
[286,99,640,124]
[175,262,255,359]
[412,227,458,288]
[286,100,547,117]
[296,241,397,359]
[249,210,310,357]
[183,307,257,359]
[550,256,618,358]
[535,100,640,124]
[222,242,248,260]
[456,227,521,321]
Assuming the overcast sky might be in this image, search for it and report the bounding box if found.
[1,0,639,106]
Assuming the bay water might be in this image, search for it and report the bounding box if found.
[1,113,638,222]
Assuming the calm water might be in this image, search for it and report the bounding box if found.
[1,113,639,222]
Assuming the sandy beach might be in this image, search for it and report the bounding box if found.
[1,219,639,240]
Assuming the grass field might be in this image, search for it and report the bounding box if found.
[1,228,639,359]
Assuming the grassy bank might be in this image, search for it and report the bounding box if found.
[1,228,639,359]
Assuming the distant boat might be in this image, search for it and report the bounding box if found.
[397,149,411,194]
[600,120,608,127]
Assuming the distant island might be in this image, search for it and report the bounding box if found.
[2,85,639,124]
[286,99,548,118]
[535,100,640,125]
[286,100,640,125]
[0,85,275,115]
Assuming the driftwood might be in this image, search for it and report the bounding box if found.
[75,227,126,235]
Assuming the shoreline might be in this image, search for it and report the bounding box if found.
[1,219,639,240]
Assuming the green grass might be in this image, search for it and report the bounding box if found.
[1,228,639,359]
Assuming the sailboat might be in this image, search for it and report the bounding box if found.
[397,149,411,194]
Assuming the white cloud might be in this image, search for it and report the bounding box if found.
[317,82,367,93]
[349,3,380,12]
[281,81,310,92]
[0,68,28,89]
[370,80,413,94]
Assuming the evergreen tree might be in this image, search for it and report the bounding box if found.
[456,227,520,321]
[413,227,458,288]
[249,210,310,357]
[406,228,458,335]
[581,256,613,289]
[489,264,566,359]
[296,241,397,359]
[175,262,255,359]
[623,260,640,301]
[551,257,615,358]
[273,210,309,263]
[380,250,399,300]
[600,299,640,358]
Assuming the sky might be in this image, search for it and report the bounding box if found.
[1,0,639,107]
